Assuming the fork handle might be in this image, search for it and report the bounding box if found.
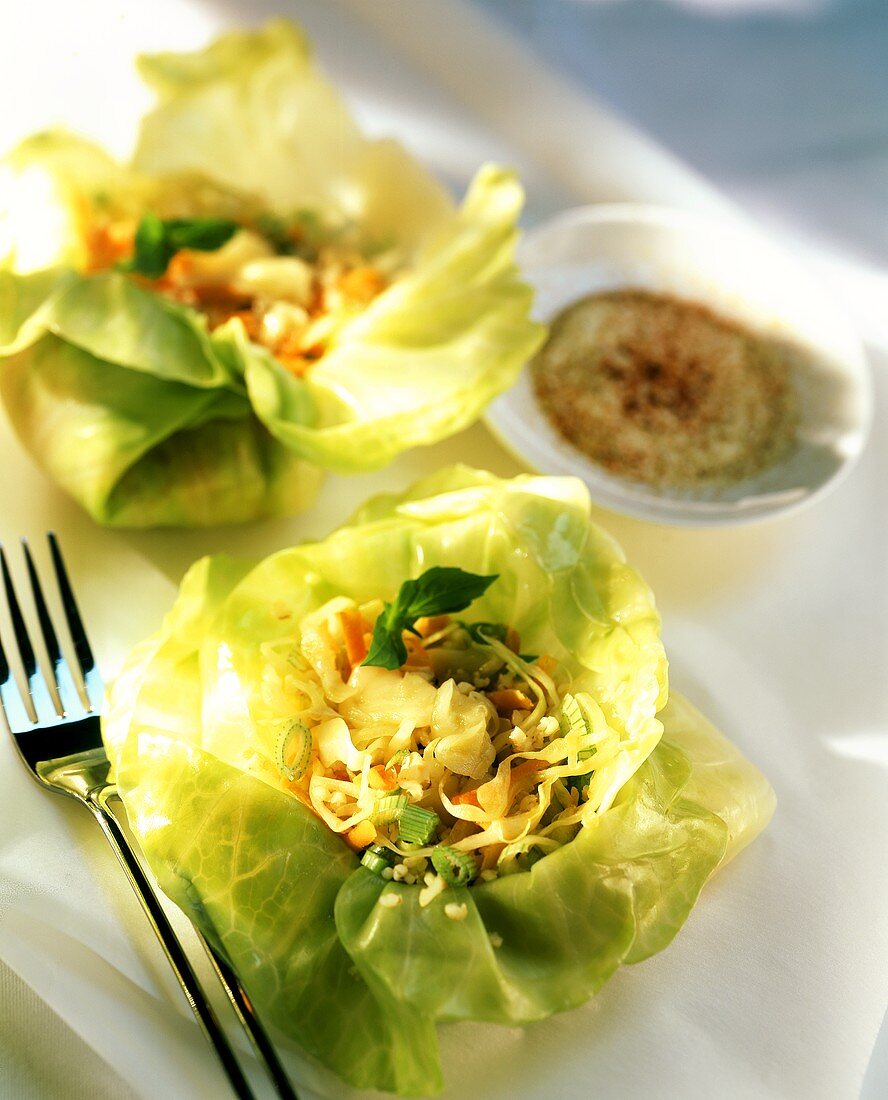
[86,789,256,1100]
[196,935,300,1100]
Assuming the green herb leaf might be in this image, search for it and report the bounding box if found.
[166,216,239,252]
[255,209,325,259]
[119,214,238,278]
[402,567,498,620]
[363,567,498,670]
[363,606,412,670]
[118,213,169,278]
[255,211,298,256]
[460,620,508,645]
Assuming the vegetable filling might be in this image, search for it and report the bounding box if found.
[258,567,637,904]
[87,208,400,376]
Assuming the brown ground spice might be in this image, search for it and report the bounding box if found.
[532,289,798,488]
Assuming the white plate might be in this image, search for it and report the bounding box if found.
[486,203,872,526]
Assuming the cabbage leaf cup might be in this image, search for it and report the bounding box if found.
[0,22,543,527]
[104,467,775,1095]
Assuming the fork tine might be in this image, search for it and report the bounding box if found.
[47,534,102,710]
[0,545,58,723]
[0,610,34,731]
[1,547,36,681]
[21,539,84,718]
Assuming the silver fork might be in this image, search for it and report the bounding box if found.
[0,535,299,1100]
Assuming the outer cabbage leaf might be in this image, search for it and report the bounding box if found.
[654,690,777,868]
[133,19,455,254]
[133,21,544,471]
[0,132,143,273]
[0,256,321,526]
[0,22,542,525]
[104,469,774,1093]
[245,166,542,471]
[129,746,442,1095]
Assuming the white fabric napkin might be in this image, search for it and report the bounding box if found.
[1,1,886,1098]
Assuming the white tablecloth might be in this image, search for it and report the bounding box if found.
[1,2,886,1098]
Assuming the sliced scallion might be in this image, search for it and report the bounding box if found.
[386,748,410,771]
[397,805,439,845]
[275,720,312,782]
[361,844,394,877]
[371,793,409,825]
[431,846,478,886]
[561,693,601,762]
[559,693,587,740]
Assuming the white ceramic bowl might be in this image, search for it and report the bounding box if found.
[486,204,872,526]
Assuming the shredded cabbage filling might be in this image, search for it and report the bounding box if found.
[256,593,638,900]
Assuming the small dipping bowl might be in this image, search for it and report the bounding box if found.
[486,204,872,526]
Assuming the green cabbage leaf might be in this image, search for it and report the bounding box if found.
[104,468,774,1093]
[0,21,542,525]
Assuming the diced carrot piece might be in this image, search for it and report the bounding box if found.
[86,220,136,271]
[510,759,545,787]
[164,251,193,282]
[229,309,260,339]
[452,788,481,808]
[276,351,313,377]
[338,266,386,303]
[107,220,135,250]
[346,820,377,850]
[505,627,521,654]
[487,689,534,712]
[338,608,368,667]
[157,282,198,306]
[368,765,398,791]
[275,328,322,376]
[276,329,302,355]
[403,634,430,668]
[537,655,557,675]
[414,614,451,638]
